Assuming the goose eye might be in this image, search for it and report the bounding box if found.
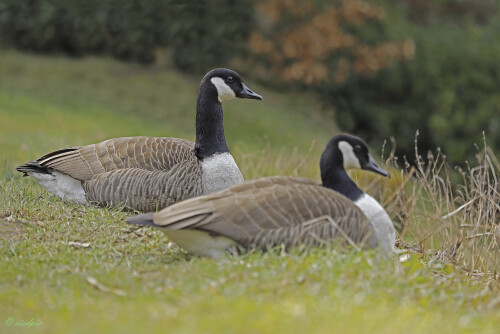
[354,145,362,153]
[227,76,234,83]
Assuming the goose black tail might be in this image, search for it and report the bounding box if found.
[126,213,157,228]
[16,161,51,176]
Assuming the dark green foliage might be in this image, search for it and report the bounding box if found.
[0,0,254,68]
[0,0,169,62]
[167,0,254,72]
[398,0,497,25]
[331,1,500,164]
[1,0,498,164]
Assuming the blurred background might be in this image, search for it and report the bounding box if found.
[1,0,499,168]
[1,3,499,330]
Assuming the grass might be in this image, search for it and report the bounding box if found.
[1,50,499,333]
[355,133,500,273]
[0,49,338,179]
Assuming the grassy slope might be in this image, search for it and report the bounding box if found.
[0,50,338,179]
[0,50,499,333]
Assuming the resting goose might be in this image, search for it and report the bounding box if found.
[16,68,262,212]
[127,134,396,257]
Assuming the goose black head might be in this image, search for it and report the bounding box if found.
[321,134,390,181]
[201,68,263,103]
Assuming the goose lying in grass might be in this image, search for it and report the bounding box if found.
[16,68,262,212]
[127,134,396,257]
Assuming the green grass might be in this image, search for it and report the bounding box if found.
[0,49,338,179]
[1,50,499,333]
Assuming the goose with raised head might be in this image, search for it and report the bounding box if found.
[16,69,262,212]
[127,134,396,257]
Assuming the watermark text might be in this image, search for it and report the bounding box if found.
[5,317,43,328]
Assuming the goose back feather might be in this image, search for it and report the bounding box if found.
[32,137,195,181]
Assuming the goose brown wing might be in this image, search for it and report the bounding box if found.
[151,176,318,225]
[36,137,196,181]
[84,158,203,212]
[152,176,377,249]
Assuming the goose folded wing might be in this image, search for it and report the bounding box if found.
[35,137,196,181]
[151,177,377,249]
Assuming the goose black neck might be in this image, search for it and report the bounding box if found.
[320,145,364,202]
[194,83,230,159]
[322,168,364,202]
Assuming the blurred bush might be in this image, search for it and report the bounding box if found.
[1,0,498,165]
[0,0,254,69]
[400,0,496,25]
[246,0,499,165]
[247,0,414,84]
[331,0,500,164]
[167,0,254,71]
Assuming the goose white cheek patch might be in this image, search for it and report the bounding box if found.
[211,77,236,102]
[338,141,361,170]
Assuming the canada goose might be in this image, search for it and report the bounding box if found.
[127,134,396,257]
[16,68,262,212]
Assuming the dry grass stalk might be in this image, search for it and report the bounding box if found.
[360,132,499,273]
